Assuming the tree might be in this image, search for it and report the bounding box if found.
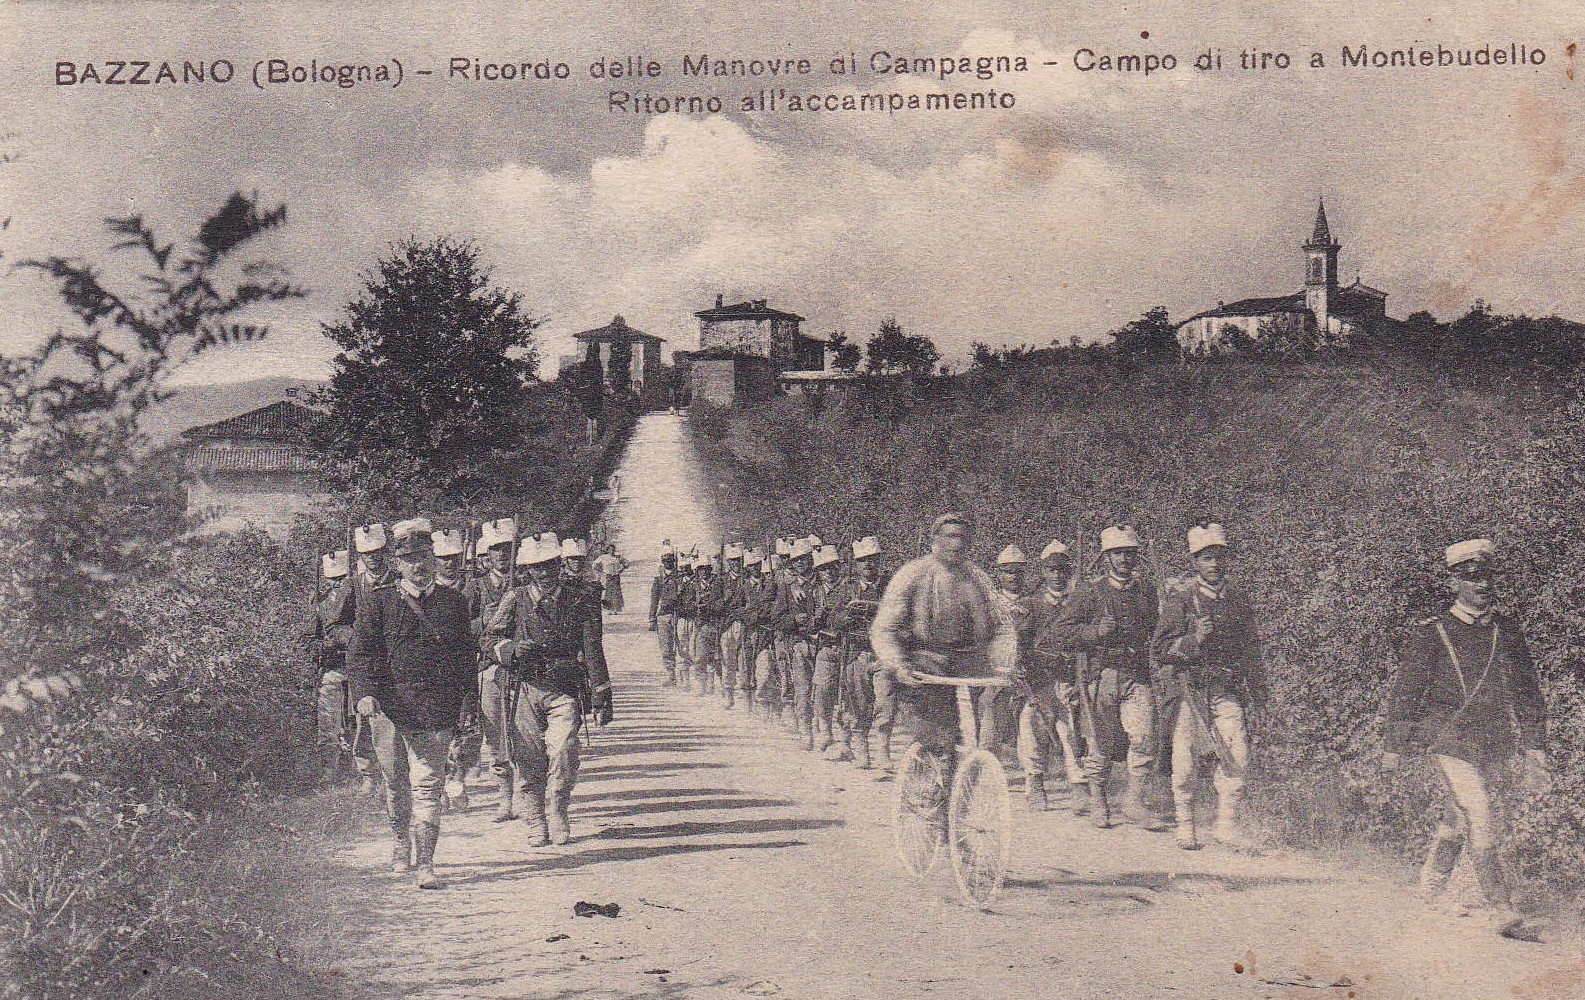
[317,237,542,508]
[1109,306,1179,360]
[865,316,940,376]
[828,331,861,373]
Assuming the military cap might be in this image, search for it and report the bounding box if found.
[774,538,792,557]
[1039,539,1071,562]
[659,542,677,558]
[354,523,389,553]
[790,538,816,560]
[853,535,882,560]
[391,518,435,557]
[768,554,783,571]
[432,529,465,558]
[724,542,745,560]
[517,531,562,566]
[1187,523,1230,555]
[561,537,588,559]
[1445,538,1495,569]
[931,512,971,534]
[996,545,1028,566]
[694,552,714,570]
[321,550,350,580]
[813,544,840,569]
[744,547,766,567]
[479,517,517,551]
[802,533,823,549]
[1100,524,1142,552]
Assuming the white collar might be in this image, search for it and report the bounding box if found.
[1449,601,1493,626]
[398,579,434,600]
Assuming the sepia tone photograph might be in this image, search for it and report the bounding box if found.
[2,2,1584,998]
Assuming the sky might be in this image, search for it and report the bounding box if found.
[2,1,1582,384]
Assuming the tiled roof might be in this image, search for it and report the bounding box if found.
[187,443,320,475]
[1183,293,1309,321]
[182,400,317,442]
[573,315,666,344]
[695,299,805,322]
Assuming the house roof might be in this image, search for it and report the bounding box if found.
[1180,293,1309,324]
[695,298,805,323]
[1346,278,1388,299]
[187,443,320,475]
[778,369,858,382]
[182,399,317,442]
[573,315,666,344]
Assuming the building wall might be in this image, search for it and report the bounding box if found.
[692,358,738,407]
[700,318,773,358]
[187,471,321,541]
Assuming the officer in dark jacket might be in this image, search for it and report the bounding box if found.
[485,532,614,847]
[1384,538,1548,941]
[349,518,475,889]
[648,545,684,687]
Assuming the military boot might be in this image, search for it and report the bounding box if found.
[1124,775,1169,832]
[522,790,550,847]
[817,719,835,753]
[1069,781,1091,817]
[1418,832,1463,899]
[491,774,516,823]
[832,728,855,762]
[1089,781,1113,829]
[446,776,470,813]
[877,732,894,771]
[1025,774,1048,812]
[412,822,444,889]
[724,684,736,709]
[854,732,873,769]
[390,822,412,873]
[1174,803,1201,850]
[547,789,573,846]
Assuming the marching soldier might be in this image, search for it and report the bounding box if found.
[717,543,748,708]
[648,544,684,687]
[336,522,398,799]
[833,536,890,768]
[348,518,475,889]
[313,549,378,790]
[675,548,699,691]
[810,544,847,757]
[1383,539,1548,942]
[561,536,597,592]
[1052,525,1168,831]
[484,532,615,847]
[772,538,823,750]
[740,547,776,717]
[692,552,725,697]
[1022,539,1089,816]
[433,527,477,813]
[755,542,793,719]
[991,545,1039,804]
[469,518,520,822]
[1153,524,1262,851]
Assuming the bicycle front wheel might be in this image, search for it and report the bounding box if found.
[948,748,1011,909]
[893,742,948,877]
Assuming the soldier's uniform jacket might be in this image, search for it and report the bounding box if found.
[1152,579,1262,702]
[315,578,355,675]
[497,580,611,699]
[719,569,748,624]
[648,567,683,621]
[676,573,698,619]
[467,568,514,641]
[1050,574,1159,681]
[740,571,778,635]
[348,583,475,731]
[772,574,825,639]
[693,573,729,626]
[1025,588,1076,685]
[835,573,888,652]
[1385,608,1546,766]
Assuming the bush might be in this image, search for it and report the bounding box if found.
[692,358,1585,890]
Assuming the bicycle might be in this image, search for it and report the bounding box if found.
[892,671,1013,910]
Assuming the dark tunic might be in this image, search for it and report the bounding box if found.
[1386,611,1546,765]
[1152,580,1263,701]
[772,575,825,639]
[503,581,611,699]
[348,585,475,731]
[1025,588,1076,686]
[1050,574,1159,681]
[648,569,683,621]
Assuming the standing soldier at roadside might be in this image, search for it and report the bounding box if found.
[1383,538,1548,942]
[692,552,725,697]
[834,536,889,768]
[1052,525,1168,831]
[472,518,519,822]
[348,519,475,889]
[987,545,1032,757]
[810,544,848,757]
[433,527,477,813]
[649,544,684,687]
[484,532,615,847]
[718,544,748,708]
[1023,540,1089,816]
[773,538,824,750]
[1153,524,1262,851]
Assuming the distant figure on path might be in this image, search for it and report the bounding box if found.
[593,543,629,614]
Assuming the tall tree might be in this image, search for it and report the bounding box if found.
[865,316,940,376]
[317,237,542,508]
[1109,305,1179,360]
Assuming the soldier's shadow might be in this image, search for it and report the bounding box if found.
[444,839,810,886]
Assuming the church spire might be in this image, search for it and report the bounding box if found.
[1308,196,1336,247]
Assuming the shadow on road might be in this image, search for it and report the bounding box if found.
[443,839,811,886]
[579,796,799,819]
[593,817,843,839]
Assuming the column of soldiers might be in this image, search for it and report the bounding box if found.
[310,516,614,889]
[646,519,1548,941]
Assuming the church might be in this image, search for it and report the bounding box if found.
[1176,200,1393,354]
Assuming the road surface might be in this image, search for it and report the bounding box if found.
[314,413,1582,1000]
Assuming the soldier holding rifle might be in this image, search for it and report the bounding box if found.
[648,543,685,688]
[833,536,889,768]
[739,546,775,717]
[1153,523,1262,851]
[809,544,848,757]
[772,538,825,750]
[484,532,615,847]
[1052,524,1169,832]
[432,526,478,813]
[691,552,726,697]
[472,517,520,821]
[1021,539,1090,816]
[348,518,475,889]
[312,549,379,789]
[718,543,748,709]
[1383,538,1548,942]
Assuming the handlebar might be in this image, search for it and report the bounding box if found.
[906,671,1012,689]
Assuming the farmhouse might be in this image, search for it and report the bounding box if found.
[1177,199,1394,354]
[682,295,827,406]
[182,399,323,539]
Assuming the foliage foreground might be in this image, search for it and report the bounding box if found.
[691,360,1585,902]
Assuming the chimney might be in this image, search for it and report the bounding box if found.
[715,293,723,309]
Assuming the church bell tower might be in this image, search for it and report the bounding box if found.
[1303,198,1341,334]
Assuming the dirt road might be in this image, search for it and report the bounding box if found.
[318,413,1582,1000]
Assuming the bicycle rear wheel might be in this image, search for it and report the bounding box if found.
[893,741,948,877]
[948,748,1011,909]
